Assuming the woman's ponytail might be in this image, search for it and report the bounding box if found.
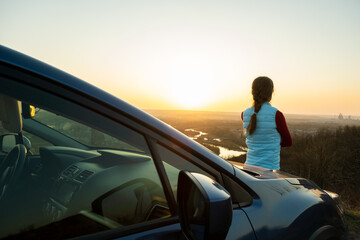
[246,100,262,135]
[246,76,274,135]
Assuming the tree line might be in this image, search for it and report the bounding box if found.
[280,125,360,208]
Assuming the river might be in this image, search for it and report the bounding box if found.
[185,129,246,160]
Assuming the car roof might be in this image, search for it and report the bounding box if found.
[0,45,234,173]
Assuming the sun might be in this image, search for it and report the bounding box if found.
[171,82,209,109]
[170,70,215,110]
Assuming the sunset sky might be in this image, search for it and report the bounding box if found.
[1,0,359,116]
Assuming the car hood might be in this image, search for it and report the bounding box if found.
[228,161,321,189]
[228,161,297,179]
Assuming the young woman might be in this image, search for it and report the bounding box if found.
[241,76,292,170]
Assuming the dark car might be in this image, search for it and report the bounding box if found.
[0,45,346,240]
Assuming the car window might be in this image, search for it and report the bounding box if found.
[0,88,171,239]
[156,143,214,200]
[155,142,252,207]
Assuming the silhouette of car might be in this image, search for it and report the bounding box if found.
[0,45,346,240]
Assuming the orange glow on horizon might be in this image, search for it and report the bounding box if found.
[2,1,359,116]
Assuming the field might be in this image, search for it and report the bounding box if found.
[147,109,360,238]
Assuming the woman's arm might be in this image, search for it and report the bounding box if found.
[275,111,292,147]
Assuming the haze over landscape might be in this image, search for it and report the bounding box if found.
[1,0,360,116]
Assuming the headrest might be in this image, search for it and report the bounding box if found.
[0,94,22,133]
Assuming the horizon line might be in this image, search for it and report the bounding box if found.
[142,108,360,117]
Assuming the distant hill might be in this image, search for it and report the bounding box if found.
[145,109,360,127]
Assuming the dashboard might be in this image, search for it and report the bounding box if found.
[39,147,170,227]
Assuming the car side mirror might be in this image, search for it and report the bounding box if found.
[0,134,31,153]
[0,134,16,153]
[177,171,233,240]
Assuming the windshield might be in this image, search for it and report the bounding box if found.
[33,108,145,153]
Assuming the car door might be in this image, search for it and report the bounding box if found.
[147,139,257,240]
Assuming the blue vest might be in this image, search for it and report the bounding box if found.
[243,102,281,170]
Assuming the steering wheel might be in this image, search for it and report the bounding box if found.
[0,144,26,201]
